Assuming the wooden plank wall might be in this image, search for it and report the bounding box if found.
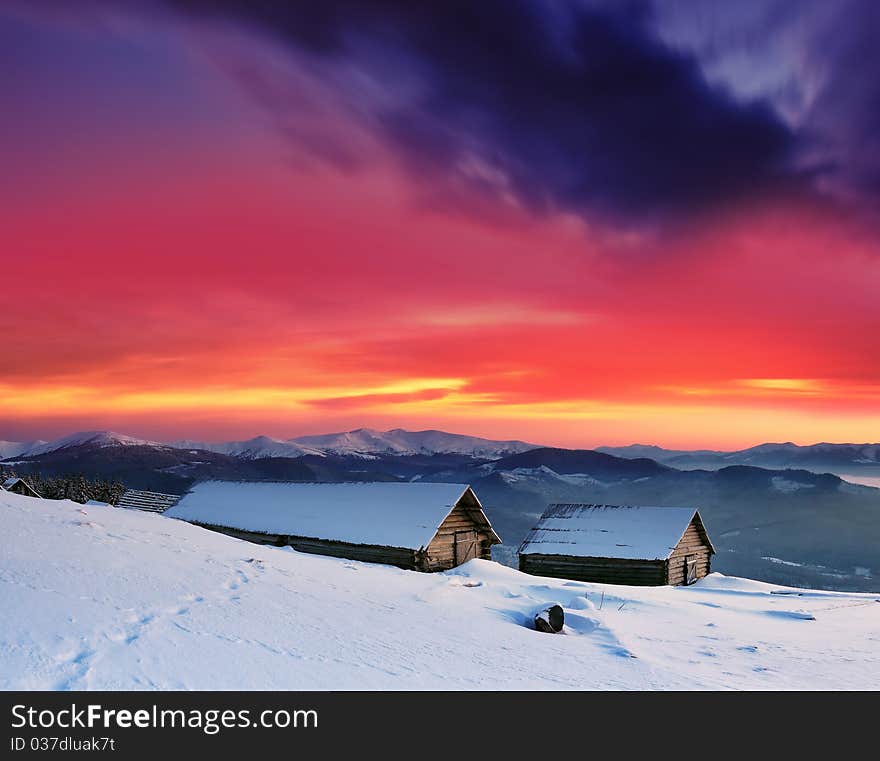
[519,554,668,585]
[666,520,712,585]
[289,537,418,569]
[422,502,494,572]
[189,523,420,570]
[116,489,180,513]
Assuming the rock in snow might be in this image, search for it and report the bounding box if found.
[534,604,565,633]
[1,490,878,690]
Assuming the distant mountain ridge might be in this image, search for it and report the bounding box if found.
[598,442,880,472]
[3,427,540,462]
[172,435,325,460]
[483,447,671,479]
[596,444,719,460]
[289,428,538,459]
[7,430,880,468]
[177,428,539,460]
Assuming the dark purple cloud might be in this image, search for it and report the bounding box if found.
[651,0,880,216]
[168,0,804,225]
[800,0,880,201]
[13,0,877,226]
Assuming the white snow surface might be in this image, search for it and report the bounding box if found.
[2,492,879,691]
[166,481,474,550]
[520,504,703,560]
[771,477,816,494]
[0,440,44,459]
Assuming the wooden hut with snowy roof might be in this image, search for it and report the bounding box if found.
[2,477,41,498]
[166,481,501,572]
[518,504,714,586]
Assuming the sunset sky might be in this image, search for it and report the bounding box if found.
[2,1,879,448]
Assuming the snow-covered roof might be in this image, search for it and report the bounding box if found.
[166,481,498,551]
[116,489,181,514]
[1,477,41,497]
[519,504,712,561]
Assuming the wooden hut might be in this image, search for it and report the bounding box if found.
[115,489,181,514]
[166,481,501,572]
[2,477,42,498]
[518,504,714,586]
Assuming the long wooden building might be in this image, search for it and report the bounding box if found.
[165,481,501,572]
[518,504,714,586]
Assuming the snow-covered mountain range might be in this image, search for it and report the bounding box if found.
[171,435,325,460]
[7,430,880,469]
[175,428,540,459]
[2,428,539,461]
[288,428,538,459]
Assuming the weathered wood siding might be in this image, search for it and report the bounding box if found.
[116,489,180,513]
[665,518,712,585]
[194,523,420,570]
[421,502,495,572]
[518,554,668,585]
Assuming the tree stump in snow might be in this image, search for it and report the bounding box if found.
[534,604,564,633]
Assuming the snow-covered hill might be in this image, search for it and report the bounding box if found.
[597,444,719,460]
[290,427,538,459]
[173,428,539,460]
[2,491,877,690]
[20,431,167,458]
[0,439,44,459]
[171,435,325,459]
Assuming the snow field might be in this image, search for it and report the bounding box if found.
[1,492,878,690]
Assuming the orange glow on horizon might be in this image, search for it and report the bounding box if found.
[2,372,878,451]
